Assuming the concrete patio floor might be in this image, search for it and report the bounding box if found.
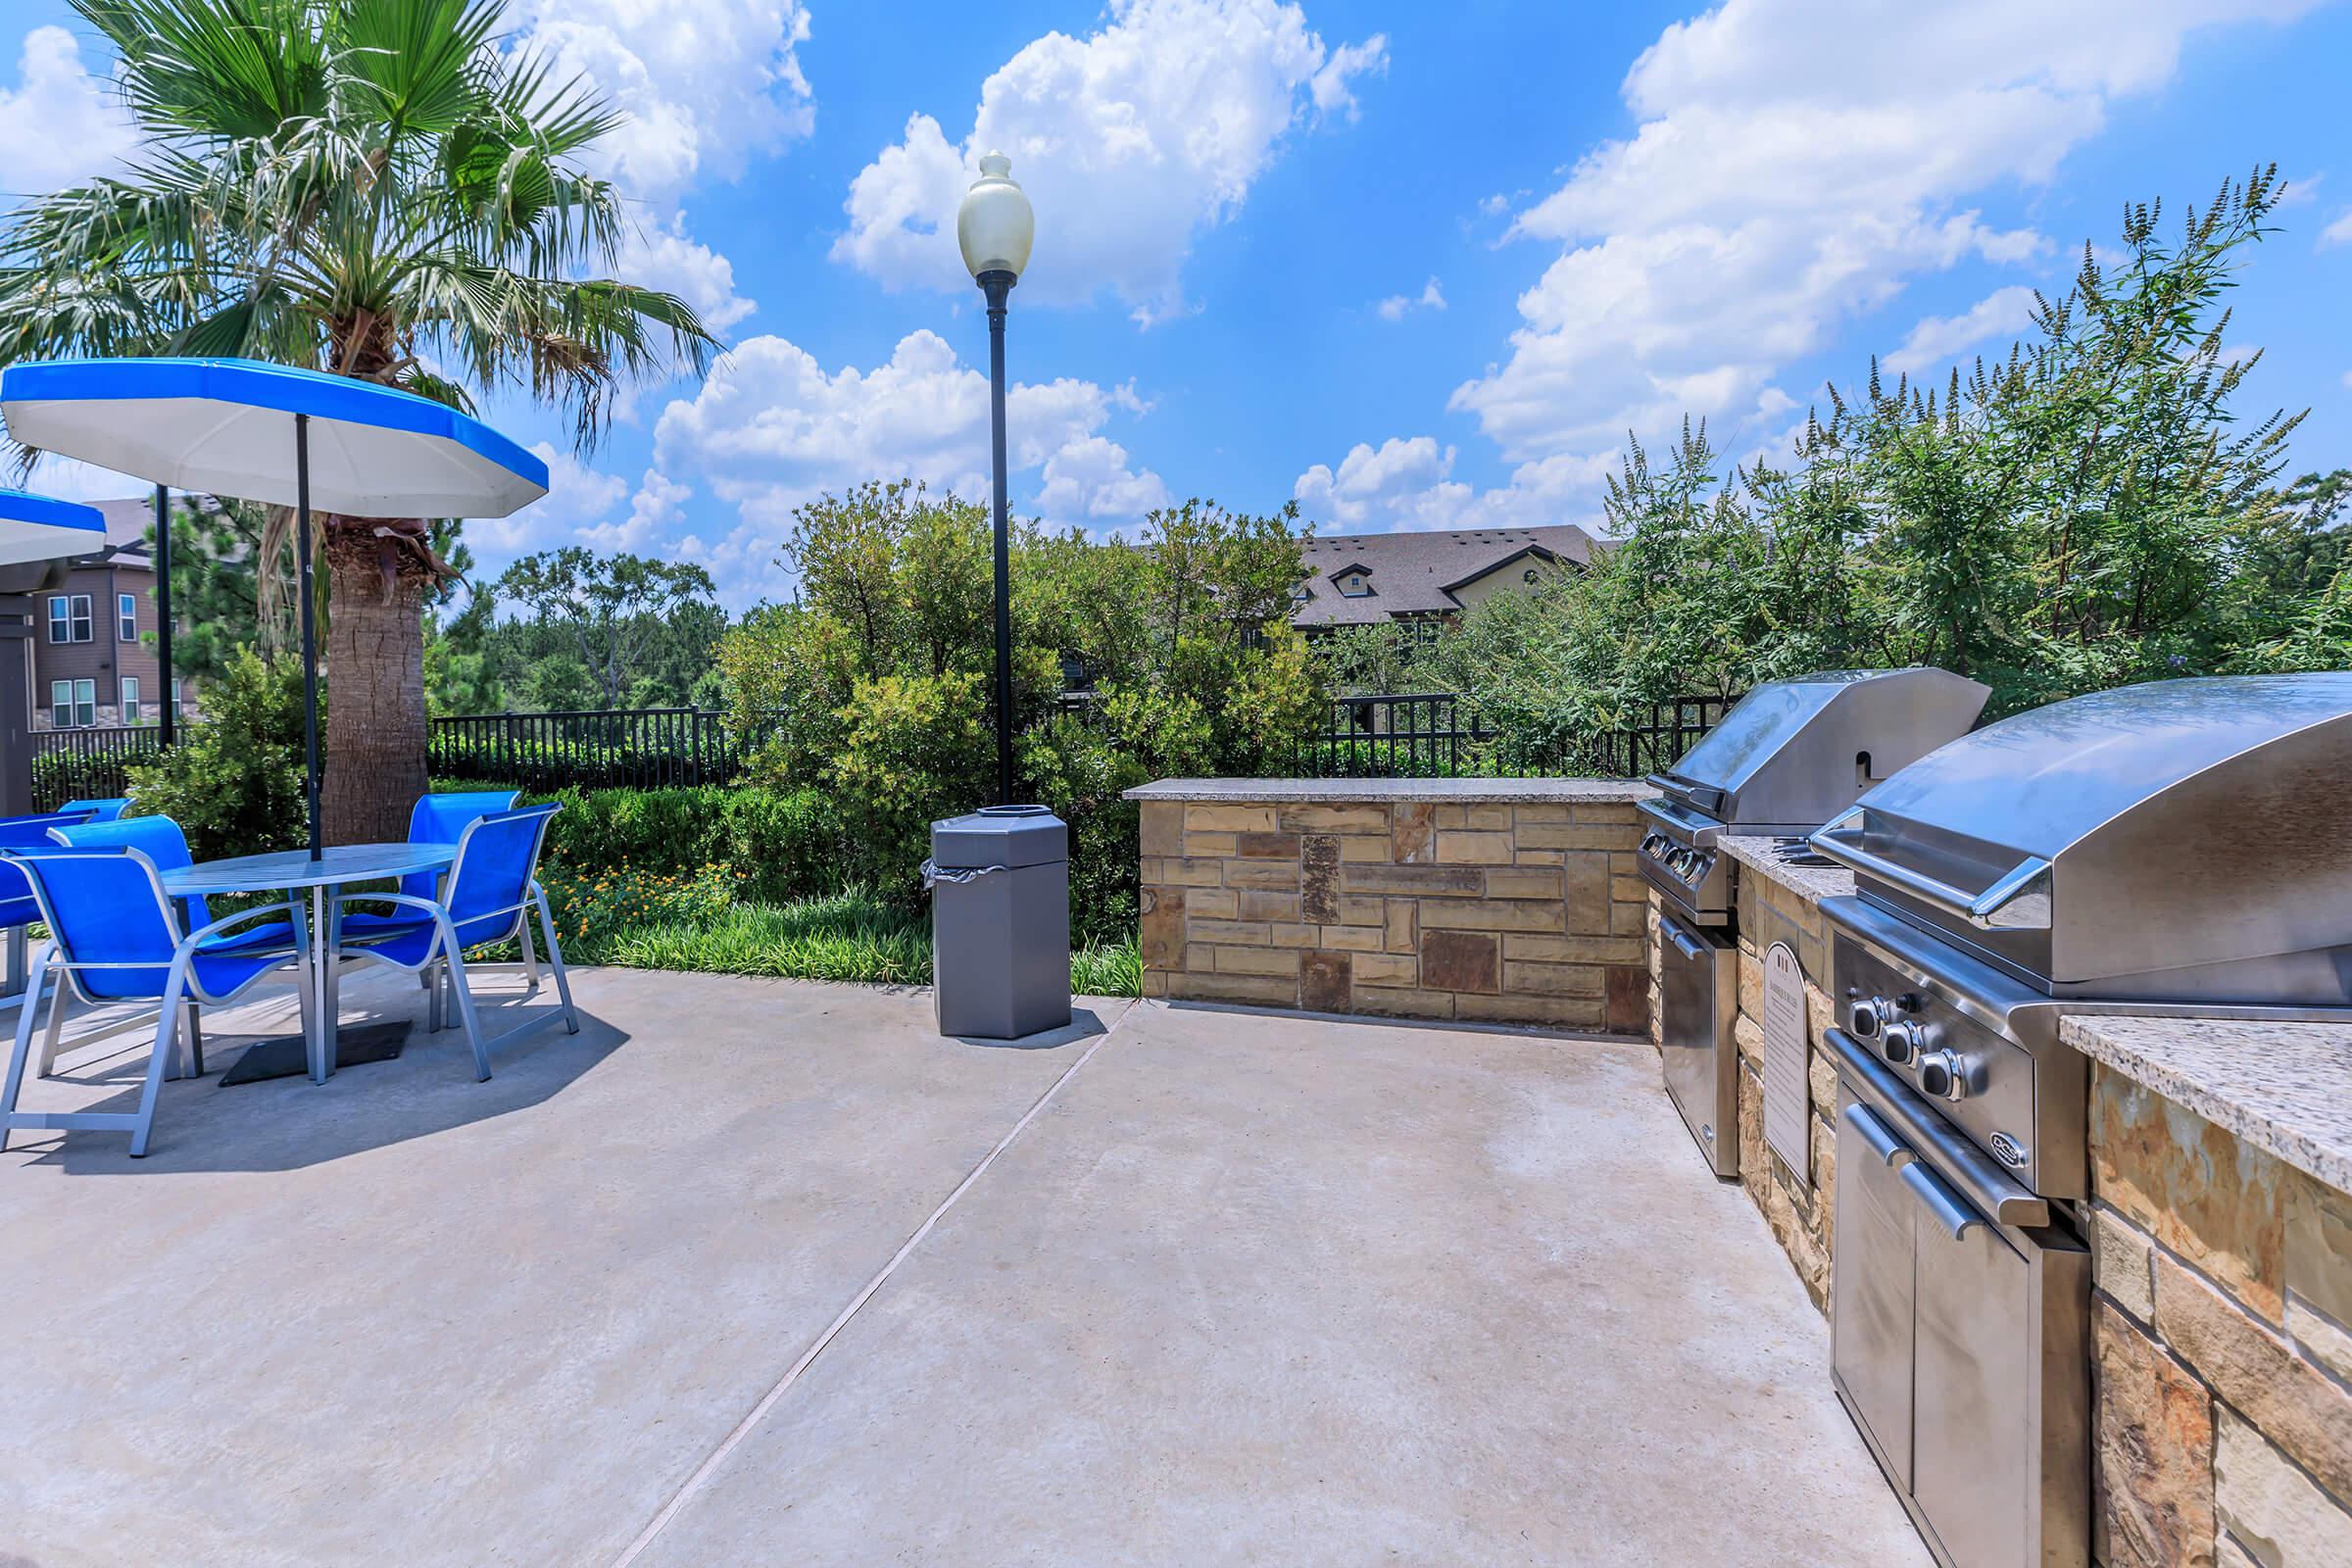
[0,967,1925,1567]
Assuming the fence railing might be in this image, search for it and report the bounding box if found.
[30,724,169,808]
[427,708,782,791]
[1297,692,1735,779]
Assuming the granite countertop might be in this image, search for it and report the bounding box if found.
[2060,1014,2352,1196]
[1122,777,1652,804]
[1716,832,1855,906]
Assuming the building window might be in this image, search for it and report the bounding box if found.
[1522,567,1540,583]
[1334,569,1373,599]
[119,592,138,643]
[49,594,94,643]
[172,678,184,717]
[121,676,142,726]
[51,679,94,728]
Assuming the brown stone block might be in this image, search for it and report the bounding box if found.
[1422,929,1500,993]
[1215,945,1301,977]
[1319,923,1385,953]
[1183,943,1214,973]
[2094,1068,2286,1324]
[1238,890,1300,922]
[2285,1173,2352,1373]
[1222,859,1301,891]
[1610,899,1648,937]
[1186,918,1269,944]
[2092,1298,2217,1568]
[1465,803,1513,830]
[1739,948,1763,1023]
[1456,992,1606,1028]
[1392,802,1437,863]
[1139,885,1185,967]
[1514,848,1567,866]
[1342,863,1484,897]
[1419,900,1566,933]
[1385,899,1417,955]
[1352,952,1415,987]
[1186,887,1239,921]
[1336,895,1386,926]
[1338,834,1392,862]
[1437,830,1517,864]
[1605,965,1648,1033]
[2155,1251,2352,1504]
[1277,803,1391,835]
[1155,856,1224,888]
[1513,821,1628,851]
[1511,803,1577,824]
[1564,853,1612,934]
[1503,933,1644,964]
[1502,960,1604,998]
[1485,867,1565,901]
[1267,922,1317,948]
[1185,804,1277,833]
[1235,831,1299,859]
[1299,834,1341,922]
[1353,986,1456,1020]
[1140,969,1168,998]
[1184,831,1237,858]
[1300,950,1351,1011]
[1169,970,1297,1005]
[1733,1012,1766,1070]
[1609,874,1648,904]
[1433,805,1468,829]
[1140,802,1184,858]
[1573,802,1641,824]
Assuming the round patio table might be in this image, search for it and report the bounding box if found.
[164,843,457,1084]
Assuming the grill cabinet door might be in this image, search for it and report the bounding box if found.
[1831,1097,1915,1490]
[1908,1162,2032,1568]
[1657,913,1736,1175]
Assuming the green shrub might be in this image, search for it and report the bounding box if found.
[122,649,308,860]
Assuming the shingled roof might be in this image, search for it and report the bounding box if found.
[1291,524,1598,628]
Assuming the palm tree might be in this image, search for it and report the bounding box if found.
[0,0,717,840]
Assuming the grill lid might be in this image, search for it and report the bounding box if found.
[1652,666,1988,831]
[1812,674,2352,1000]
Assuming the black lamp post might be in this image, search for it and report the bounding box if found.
[957,151,1034,805]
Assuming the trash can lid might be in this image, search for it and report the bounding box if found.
[931,803,1068,868]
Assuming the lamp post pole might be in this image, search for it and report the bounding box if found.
[983,270,1015,804]
[957,150,1034,808]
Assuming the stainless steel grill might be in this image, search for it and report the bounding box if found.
[1639,667,1987,1180]
[1805,674,2352,1568]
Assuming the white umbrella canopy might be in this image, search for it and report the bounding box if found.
[0,357,548,516]
[0,489,103,567]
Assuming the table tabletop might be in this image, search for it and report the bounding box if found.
[162,842,459,896]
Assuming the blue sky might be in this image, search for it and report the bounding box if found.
[2,0,2349,610]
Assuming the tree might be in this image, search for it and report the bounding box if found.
[494,546,720,709]
[0,0,715,840]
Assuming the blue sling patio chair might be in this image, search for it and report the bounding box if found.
[29,815,304,1082]
[0,845,313,1156]
[352,790,538,996]
[0,809,98,998]
[56,798,130,821]
[333,804,577,1081]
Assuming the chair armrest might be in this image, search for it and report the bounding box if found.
[328,892,447,918]
[178,901,305,951]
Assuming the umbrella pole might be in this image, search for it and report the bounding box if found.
[154,483,174,747]
[294,414,321,860]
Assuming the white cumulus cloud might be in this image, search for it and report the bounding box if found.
[1375,278,1446,322]
[1883,285,2040,374]
[613,211,758,335]
[1449,0,2322,462]
[0,26,137,195]
[2321,210,2352,249]
[649,329,1167,602]
[1294,437,1613,535]
[832,0,1387,322]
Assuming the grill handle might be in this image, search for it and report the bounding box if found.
[1809,808,2052,931]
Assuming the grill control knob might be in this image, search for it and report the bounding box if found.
[1916,1049,1969,1102]
[1882,1020,1926,1066]
[1847,996,1885,1039]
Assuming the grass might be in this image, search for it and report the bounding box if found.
[537,863,1143,999]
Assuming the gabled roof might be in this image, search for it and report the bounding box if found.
[1292,523,1598,627]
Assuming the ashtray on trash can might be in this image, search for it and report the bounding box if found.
[925,804,1070,1040]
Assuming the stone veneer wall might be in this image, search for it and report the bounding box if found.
[1703,852,2352,1568]
[1131,788,1650,1032]
[2086,1073,2352,1568]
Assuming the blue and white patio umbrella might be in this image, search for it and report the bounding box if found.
[0,358,550,858]
[0,488,103,567]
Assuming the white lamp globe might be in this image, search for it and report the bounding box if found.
[957,151,1035,281]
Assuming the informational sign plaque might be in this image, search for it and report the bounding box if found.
[1762,940,1812,1183]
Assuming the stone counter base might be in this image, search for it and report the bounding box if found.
[1137,798,1649,1032]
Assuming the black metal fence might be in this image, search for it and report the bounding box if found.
[427,707,782,791]
[30,725,167,808]
[1297,692,1734,779]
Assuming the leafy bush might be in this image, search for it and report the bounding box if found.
[122,649,308,860]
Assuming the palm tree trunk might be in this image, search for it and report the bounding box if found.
[321,520,432,844]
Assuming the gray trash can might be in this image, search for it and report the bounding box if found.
[927,804,1071,1040]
